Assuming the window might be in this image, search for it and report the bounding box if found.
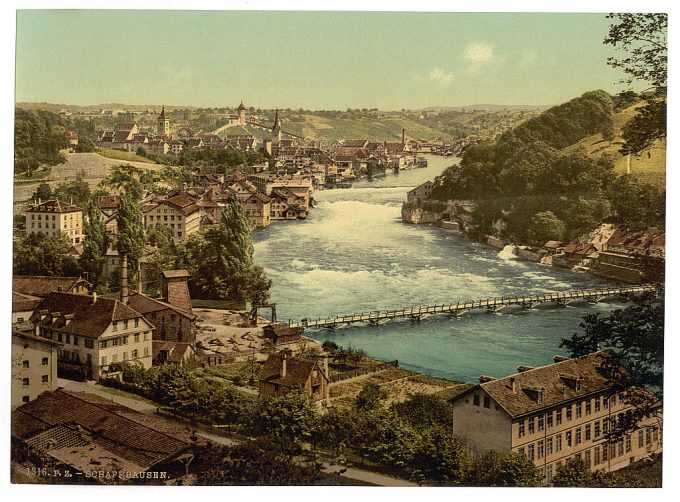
[528,417,535,434]
[585,401,591,415]
[584,449,591,467]
[625,435,632,453]
[576,402,582,419]
[527,444,535,461]
[556,409,562,426]
[585,424,591,441]
[556,434,562,452]
[101,356,107,365]
[41,375,48,383]
[595,397,601,413]
[603,396,609,408]
[112,321,118,332]
[566,431,572,447]
[65,334,70,344]
[537,440,544,459]
[610,443,617,458]
[603,418,609,435]
[134,318,139,328]
[144,347,149,356]
[595,446,601,465]
[42,357,48,365]
[611,394,617,407]
[123,320,128,330]
[22,378,29,387]
[547,437,553,455]
[618,439,624,456]
[538,416,544,432]
[602,443,609,461]
[519,421,525,438]
[547,412,553,428]
[653,426,659,443]
[646,428,651,446]
[22,396,30,403]
[132,349,138,358]
[638,429,644,448]
[73,336,79,346]
[566,406,572,422]
[576,428,582,445]
[85,339,94,349]
[483,396,490,409]
[23,360,29,369]
[134,334,139,343]
[113,338,119,346]
[122,336,128,345]
[473,394,480,406]
[100,340,108,349]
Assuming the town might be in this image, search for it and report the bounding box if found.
[10,10,666,491]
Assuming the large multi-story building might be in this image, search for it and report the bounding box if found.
[30,292,155,380]
[24,199,83,245]
[449,352,662,483]
[11,330,61,407]
[143,194,201,242]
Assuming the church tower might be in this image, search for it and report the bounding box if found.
[237,101,246,126]
[157,106,170,137]
[272,108,282,145]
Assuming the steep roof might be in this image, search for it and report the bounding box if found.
[13,276,91,298]
[451,352,625,418]
[12,291,42,313]
[101,290,195,319]
[606,227,665,254]
[30,292,145,339]
[12,390,196,481]
[260,354,327,389]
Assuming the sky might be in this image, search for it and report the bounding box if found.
[14,10,645,110]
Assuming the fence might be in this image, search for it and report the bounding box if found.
[330,360,399,383]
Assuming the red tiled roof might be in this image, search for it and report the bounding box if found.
[260,354,327,389]
[13,276,91,298]
[25,200,82,214]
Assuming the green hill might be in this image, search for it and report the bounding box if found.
[562,102,666,188]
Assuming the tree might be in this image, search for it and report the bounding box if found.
[74,137,96,153]
[411,426,471,485]
[392,393,452,429]
[469,451,542,487]
[253,392,318,453]
[560,290,663,437]
[551,458,611,487]
[31,182,53,202]
[355,382,388,411]
[602,124,616,145]
[80,199,109,286]
[604,14,667,155]
[54,171,92,209]
[116,190,145,288]
[526,211,565,246]
[13,232,78,276]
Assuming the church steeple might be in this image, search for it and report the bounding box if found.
[272,108,282,144]
[157,105,170,137]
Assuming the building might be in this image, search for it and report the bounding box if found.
[237,101,247,125]
[11,330,61,407]
[11,389,200,483]
[30,292,155,380]
[262,323,303,346]
[12,292,42,325]
[449,352,663,482]
[24,199,84,245]
[143,194,201,242]
[157,106,170,137]
[407,180,434,204]
[241,192,271,229]
[593,227,665,284]
[13,276,91,298]
[259,353,330,402]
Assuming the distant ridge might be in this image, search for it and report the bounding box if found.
[420,104,553,112]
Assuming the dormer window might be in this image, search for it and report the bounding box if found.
[559,373,582,391]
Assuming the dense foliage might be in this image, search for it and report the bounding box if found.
[80,199,109,287]
[13,232,82,277]
[15,109,68,175]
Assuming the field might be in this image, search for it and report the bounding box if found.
[13,151,162,212]
[561,103,666,188]
[96,147,157,163]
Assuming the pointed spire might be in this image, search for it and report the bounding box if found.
[273,108,280,128]
[158,105,166,120]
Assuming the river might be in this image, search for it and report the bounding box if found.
[252,155,618,383]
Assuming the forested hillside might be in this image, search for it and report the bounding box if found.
[429,91,665,245]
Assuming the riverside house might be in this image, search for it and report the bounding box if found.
[259,353,330,403]
[449,352,662,482]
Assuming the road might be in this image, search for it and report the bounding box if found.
[57,379,417,486]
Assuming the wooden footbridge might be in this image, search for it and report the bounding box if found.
[288,285,655,330]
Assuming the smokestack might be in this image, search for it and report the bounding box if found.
[120,253,129,305]
[281,353,287,378]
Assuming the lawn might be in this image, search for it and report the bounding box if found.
[96,147,157,163]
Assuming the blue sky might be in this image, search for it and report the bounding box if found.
[16,10,637,109]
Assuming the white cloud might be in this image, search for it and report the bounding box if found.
[464,42,494,64]
[520,50,537,67]
[426,67,455,87]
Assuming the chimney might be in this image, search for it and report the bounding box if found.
[479,375,496,383]
[553,355,570,363]
[281,353,287,378]
[120,254,129,305]
[510,377,518,393]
